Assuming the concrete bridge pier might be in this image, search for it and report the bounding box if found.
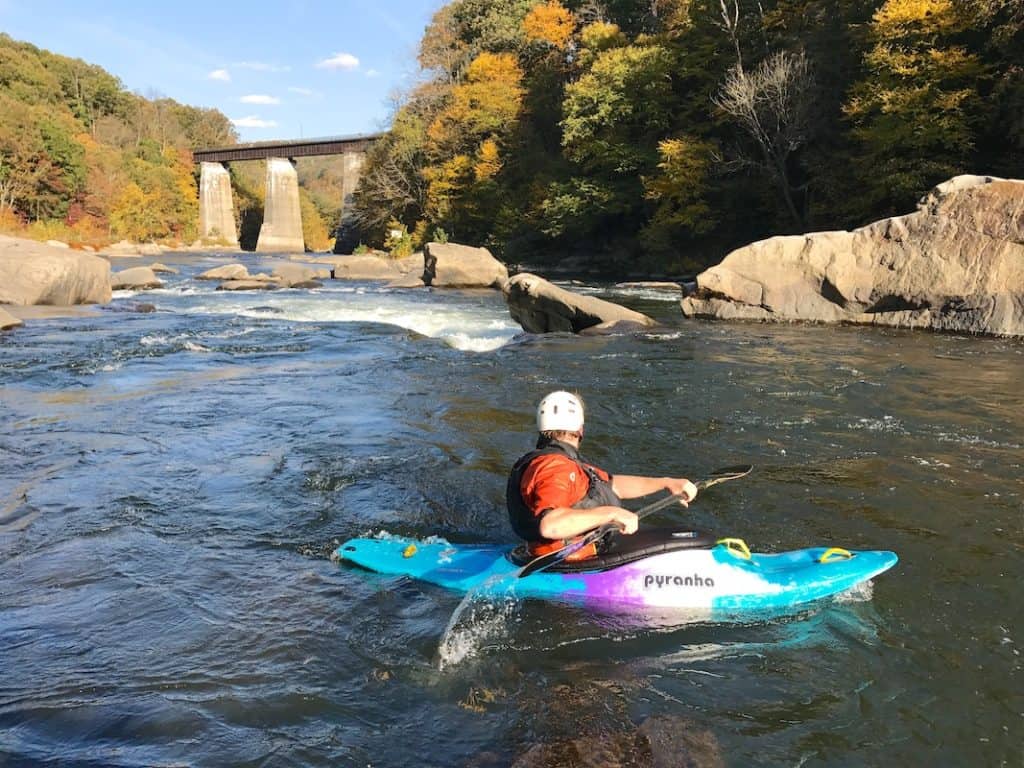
[256,157,304,253]
[198,162,239,247]
[332,152,366,254]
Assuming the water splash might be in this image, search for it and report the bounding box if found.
[437,577,521,671]
[834,579,874,603]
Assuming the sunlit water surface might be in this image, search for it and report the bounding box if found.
[1,253,1021,767]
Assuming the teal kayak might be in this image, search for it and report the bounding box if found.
[336,529,898,614]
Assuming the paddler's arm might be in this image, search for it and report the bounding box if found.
[612,475,698,505]
[538,505,639,540]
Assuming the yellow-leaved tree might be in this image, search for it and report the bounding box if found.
[523,0,575,51]
[844,0,984,216]
[427,52,525,155]
[424,51,524,239]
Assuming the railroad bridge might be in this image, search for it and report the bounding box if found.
[193,133,384,253]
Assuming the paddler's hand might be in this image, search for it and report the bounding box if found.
[664,478,699,506]
[609,508,639,535]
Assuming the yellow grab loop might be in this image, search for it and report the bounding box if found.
[402,544,418,559]
[716,538,752,560]
[819,547,852,563]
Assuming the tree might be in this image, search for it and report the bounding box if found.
[957,0,1024,175]
[110,182,160,241]
[524,1,576,50]
[561,38,675,174]
[551,34,676,251]
[427,52,525,155]
[714,50,815,227]
[641,134,718,255]
[843,0,984,216]
[353,102,432,240]
[419,3,473,82]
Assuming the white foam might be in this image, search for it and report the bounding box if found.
[181,292,521,352]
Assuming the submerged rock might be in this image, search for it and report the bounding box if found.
[216,279,279,291]
[504,273,656,334]
[615,281,683,293]
[423,241,508,289]
[681,175,1024,337]
[0,234,111,305]
[510,713,723,767]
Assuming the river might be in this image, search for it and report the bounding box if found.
[1,252,1021,767]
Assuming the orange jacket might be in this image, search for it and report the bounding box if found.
[516,452,614,559]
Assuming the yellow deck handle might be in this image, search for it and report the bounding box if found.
[716,538,752,560]
[403,544,418,558]
[819,547,852,563]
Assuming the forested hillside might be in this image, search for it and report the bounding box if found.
[354,0,1024,274]
[0,34,240,245]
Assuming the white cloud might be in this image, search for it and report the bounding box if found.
[231,115,278,128]
[240,94,281,105]
[316,52,360,71]
[288,86,315,96]
[207,69,231,82]
[234,61,291,73]
[365,69,380,78]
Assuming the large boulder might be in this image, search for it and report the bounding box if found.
[504,273,656,334]
[681,175,1024,337]
[0,235,111,305]
[423,241,508,288]
[112,267,163,290]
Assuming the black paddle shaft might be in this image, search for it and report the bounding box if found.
[517,464,752,578]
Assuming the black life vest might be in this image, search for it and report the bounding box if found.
[506,437,622,542]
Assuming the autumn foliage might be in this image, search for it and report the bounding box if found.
[353,0,1023,274]
[0,33,235,247]
[524,1,575,50]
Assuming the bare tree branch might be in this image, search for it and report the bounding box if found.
[714,50,815,226]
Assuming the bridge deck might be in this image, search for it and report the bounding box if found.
[193,132,385,163]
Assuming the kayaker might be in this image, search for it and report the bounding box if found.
[507,391,699,561]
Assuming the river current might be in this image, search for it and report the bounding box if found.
[1,252,1021,767]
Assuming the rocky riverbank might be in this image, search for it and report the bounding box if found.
[6,174,1023,339]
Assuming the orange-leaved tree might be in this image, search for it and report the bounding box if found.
[524,0,575,51]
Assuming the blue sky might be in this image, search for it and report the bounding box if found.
[0,0,444,143]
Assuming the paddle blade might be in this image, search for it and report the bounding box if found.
[517,550,561,579]
[698,464,752,490]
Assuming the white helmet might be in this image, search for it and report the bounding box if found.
[536,390,584,433]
